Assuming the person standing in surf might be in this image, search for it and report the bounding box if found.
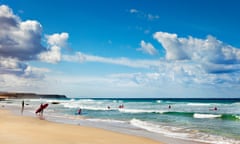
[168,105,171,109]
[77,108,82,115]
[21,100,24,115]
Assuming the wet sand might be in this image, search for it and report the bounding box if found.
[0,109,163,144]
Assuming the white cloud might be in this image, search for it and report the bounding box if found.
[129,9,159,21]
[109,72,162,87]
[62,46,240,88]
[0,73,52,93]
[59,31,240,96]
[38,45,61,64]
[0,57,27,75]
[154,31,240,74]
[0,4,67,79]
[0,5,17,18]
[154,32,240,63]
[147,14,159,21]
[0,5,44,61]
[153,32,188,60]
[1,4,239,98]
[0,55,50,79]
[129,9,138,14]
[137,40,158,55]
[46,32,69,47]
[38,32,69,63]
[107,60,240,93]
[0,4,69,64]
[46,73,166,98]
[63,52,160,68]
[148,32,240,90]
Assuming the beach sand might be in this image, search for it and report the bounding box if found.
[0,109,163,144]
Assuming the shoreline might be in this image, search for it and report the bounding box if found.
[0,108,163,144]
[0,102,208,144]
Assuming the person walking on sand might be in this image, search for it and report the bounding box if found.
[40,103,44,117]
[21,100,24,115]
[35,103,48,120]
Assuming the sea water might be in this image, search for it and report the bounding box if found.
[1,98,240,144]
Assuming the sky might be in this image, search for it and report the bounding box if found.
[0,0,240,98]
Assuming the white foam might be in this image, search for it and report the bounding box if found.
[119,108,165,114]
[187,103,211,106]
[234,115,240,120]
[193,113,222,119]
[63,102,110,111]
[129,119,239,144]
[70,98,75,102]
[81,106,111,111]
[86,118,125,124]
[62,99,106,109]
[62,102,79,108]
[130,119,189,138]
[156,100,162,103]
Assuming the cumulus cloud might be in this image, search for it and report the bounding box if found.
[0,57,27,75]
[0,4,67,77]
[0,5,45,61]
[45,32,69,47]
[38,32,69,63]
[38,45,61,64]
[154,32,240,63]
[0,56,49,79]
[137,40,158,55]
[153,32,188,60]
[61,30,240,88]
[0,4,45,77]
[154,31,240,74]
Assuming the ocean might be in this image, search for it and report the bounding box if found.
[1,98,240,144]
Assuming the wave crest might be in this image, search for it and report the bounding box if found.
[193,113,221,119]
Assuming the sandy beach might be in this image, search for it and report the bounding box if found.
[0,109,163,144]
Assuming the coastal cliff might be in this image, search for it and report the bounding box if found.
[0,92,67,100]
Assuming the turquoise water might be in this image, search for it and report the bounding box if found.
[1,98,240,144]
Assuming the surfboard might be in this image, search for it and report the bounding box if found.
[35,103,48,114]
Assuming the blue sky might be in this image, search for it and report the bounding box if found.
[0,0,240,98]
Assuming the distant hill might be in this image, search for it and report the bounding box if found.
[0,92,67,100]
